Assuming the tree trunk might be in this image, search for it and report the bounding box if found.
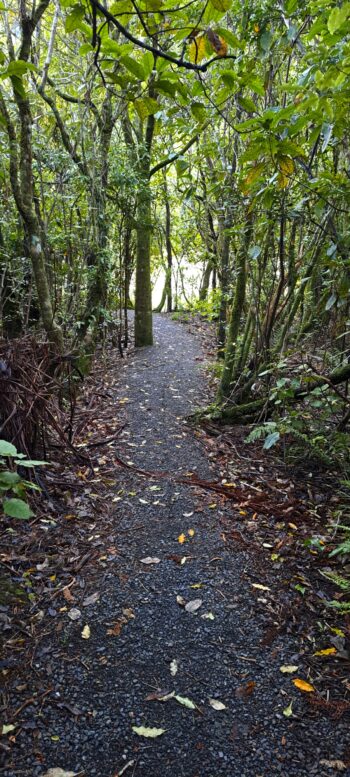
[134,108,155,347]
[218,210,253,402]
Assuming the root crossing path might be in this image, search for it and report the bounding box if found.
[33,315,346,777]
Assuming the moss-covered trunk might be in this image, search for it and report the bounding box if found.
[217,210,253,402]
[134,108,155,347]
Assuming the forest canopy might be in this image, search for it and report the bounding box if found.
[0,0,350,451]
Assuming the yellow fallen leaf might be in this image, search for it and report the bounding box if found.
[178,533,186,544]
[190,583,204,589]
[283,701,293,718]
[292,678,315,692]
[252,583,271,591]
[288,523,298,530]
[239,510,247,516]
[313,647,337,656]
[330,627,345,637]
[81,625,90,639]
[188,529,195,537]
[132,726,166,738]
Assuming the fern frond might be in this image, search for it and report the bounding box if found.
[328,600,350,612]
[321,570,350,590]
[329,538,350,557]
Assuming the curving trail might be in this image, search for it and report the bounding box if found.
[25,315,347,777]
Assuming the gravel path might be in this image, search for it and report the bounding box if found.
[19,315,349,776]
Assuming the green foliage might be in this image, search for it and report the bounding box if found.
[0,440,46,520]
[190,290,222,321]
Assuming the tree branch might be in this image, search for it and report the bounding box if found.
[89,0,234,73]
[149,121,209,178]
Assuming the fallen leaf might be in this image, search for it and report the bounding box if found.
[185,598,202,613]
[292,678,315,692]
[235,681,256,699]
[188,528,195,537]
[251,583,270,591]
[82,592,100,607]
[63,587,74,603]
[319,760,347,771]
[178,533,186,544]
[170,659,178,676]
[81,625,90,639]
[2,724,16,735]
[176,595,186,606]
[67,607,81,621]
[174,695,196,709]
[132,726,166,738]
[140,557,160,564]
[42,771,78,777]
[313,647,337,656]
[201,612,215,620]
[280,665,298,674]
[283,701,293,718]
[107,619,125,636]
[209,699,226,710]
[122,608,135,620]
[190,583,204,589]
[145,690,175,702]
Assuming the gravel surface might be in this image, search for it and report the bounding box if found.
[10,314,350,777]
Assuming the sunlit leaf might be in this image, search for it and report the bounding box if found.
[132,726,166,737]
[209,698,226,710]
[174,694,196,709]
[313,647,337,656]
[292,678,315,692]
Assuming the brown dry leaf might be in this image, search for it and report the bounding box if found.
[206,28,228,57]
[107,618,126,637]
[145,690,175,702]
[63,587,74,603]
[235,681,256,700]
[292,678,315,692]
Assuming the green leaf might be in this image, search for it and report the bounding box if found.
[190,101,206,122]
[3,498,33,519]
[121,56,145,81]
[65,4,85,33]
[238,96,257,113]
[14,459,47,467]
[0,441,17,457]
[134,96,159,120]
[174,694,196,709]
[79,42,94,56]
[263,431,280,449]
[0,471,21,486]
[6,60,37,76]
[327,4,350,35]
[210,0,231,10]
[220,70,236,88]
